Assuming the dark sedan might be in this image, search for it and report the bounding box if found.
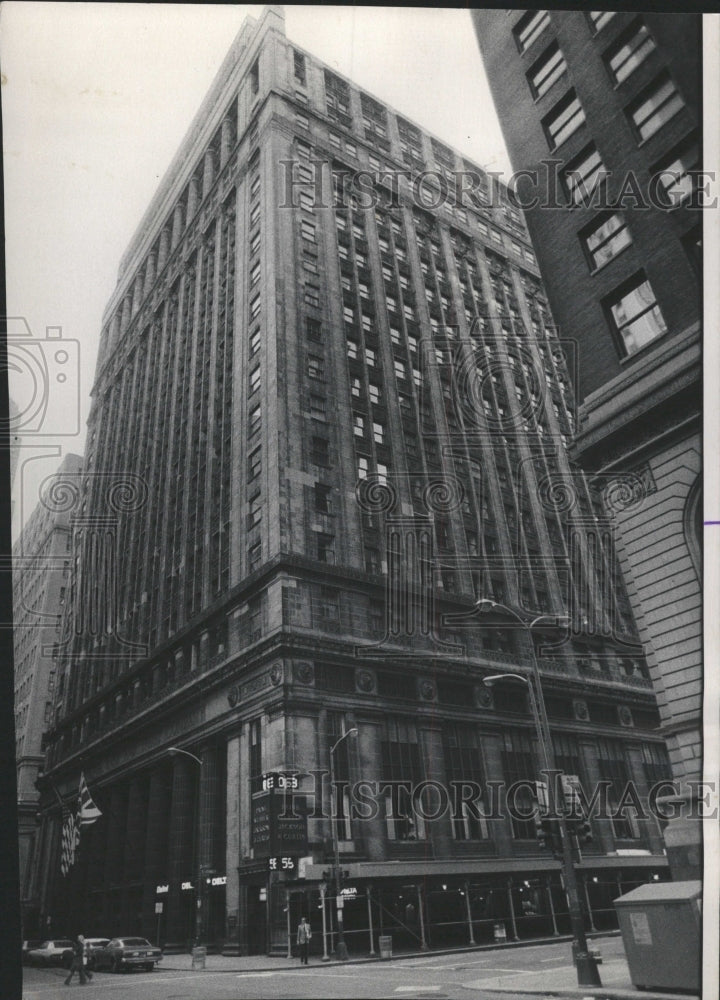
[92,937,162,972]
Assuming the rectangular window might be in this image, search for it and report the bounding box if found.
[248,492,262,528]
[329,132,341,149]
[364,347,376,367]
[628,74,685,141]
[345,141,357,156]
[248,446,261,480]
[249,328,261,356]
[353,413,365,437]
[347,339,358,359]
[304,284,320,308]
[249,718,262,793]
[314,483,333,514]
[295,112,309,130]
[394,360,406,380]
[301,220,316,245]
[597,738,639,839]
[299,190,315,212]
[590,10,616,32]
[311,436,330,467]
[309,393,326,421]
[582,212,632,269]
[564,145,606,205]
[514,10,550,53]
[248,540,262,571]
[249,366,261,394]
[249,402,262,434]
[368,383,381,405]
[605,273,667,356]
[501,730,537,839]
[606,19,656,85]
[653,139,699,206]
[250,203,261,227]
[316,532,335,563]
[373,422,384,444]
[444,723,488,840]
[296,139,311,160]
[250,260,261,286]
[307,354,325,379]
[249,294,261,320]
[306,316,322,341]
[250,230,261,256]
[294,50,306,85]
[528,43,567,99]
[250,58,259,97]
[544,91,585,148]
[382,720,426,841]
[357,455,369,480]
[351,376,361,397]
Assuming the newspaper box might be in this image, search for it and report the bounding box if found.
[379,935,392,959]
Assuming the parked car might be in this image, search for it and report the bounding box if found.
[25,940,75,967]
[83,938,110,969]
[92,937,162,973]
[21,941,43,966]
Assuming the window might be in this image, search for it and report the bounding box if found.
[628,74,685,141]
[250,203,261,227]
[364,546,381,573]
[248,446,262,480]
[590,10,616,32]
[293,50,306,85]
[304,284,320,307]
[364,347,376,367]
[314,483,333,514]
[249,366,261,394]
[311,436,330,467]
[564,145,606,205]
[351,377,361,397]
[501,730,538,839]
[250,58,259,97]
[299,190,315,212]
[373,422,384,444]
[306,316,322,341]
[376,462,388,485]
[653,139,699,207]
[528,43,567,99]
[582,212,632,269]
[328,132,341,149]
[382,720,426,841]
[250,230,261,256]
[606,19,656,85]
[605,273,667,356]
[249,718,262,793]
[544,91,585,148]
[249,328,261,356]
[368,383,381,405]
[295,112,309,130]
[597,738,639,839]
[353,413,365,437]
[249,294,261,320]
[444,723,488,840]
[316,533,335,563]
[309,393,326,421]
[296,139,311,160]
[249,402,262,434]
[347,339,359,360]
[394,360,406,380]
[248,492,262,528]
[345,140,357,156]
[357,456,369,480]
[250,260,261,286]
[307,354,325,379]
[514,10,550,53]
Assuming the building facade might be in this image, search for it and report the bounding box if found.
[13,452,83,934]
[471,11,701,803]
[37,7,672,954]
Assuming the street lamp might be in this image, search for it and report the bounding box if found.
[477,599,601,987]
[329,728,358,961]
[167,747,204,951]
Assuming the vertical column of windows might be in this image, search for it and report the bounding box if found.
[246,154,263,575]
[209,197,235,596]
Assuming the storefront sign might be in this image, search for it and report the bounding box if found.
[268,856,296,871]
[181,881,194,891]
[156,884,169,895]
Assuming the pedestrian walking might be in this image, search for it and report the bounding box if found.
[83,938,93,981]
[296,916,312,965]
[64,935,87,986]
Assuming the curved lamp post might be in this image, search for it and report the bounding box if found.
[329,728,358,961]
[168,747,204,950]
[477,599,601,987]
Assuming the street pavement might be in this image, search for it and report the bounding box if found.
[20,935,698,1000]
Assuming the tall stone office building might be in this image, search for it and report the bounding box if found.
[13,452,83,934]
[472,10,701,875]
[38,7,672,954]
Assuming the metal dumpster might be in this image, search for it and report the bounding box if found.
[614,879,701,993]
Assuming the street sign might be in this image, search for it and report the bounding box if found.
[155,902,163,914]
[262,772,299,791]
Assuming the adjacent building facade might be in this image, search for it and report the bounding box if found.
[36,7,672,954]
[471,11,701,817]
[13,452,83,934]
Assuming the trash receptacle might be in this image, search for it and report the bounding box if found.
[614,879,700,993]
[493,922,507,943]
[379,935,392,959]
[191,945,207,970]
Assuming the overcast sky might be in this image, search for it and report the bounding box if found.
[2,3,511,535]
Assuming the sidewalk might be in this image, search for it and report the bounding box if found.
[159,934,699,1000]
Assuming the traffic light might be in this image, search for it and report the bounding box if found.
[535,813,562,857]
[568,816,593,845]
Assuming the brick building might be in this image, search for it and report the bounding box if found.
[471,11,701,808]
[13,452,83,934]
[37,7,671,954]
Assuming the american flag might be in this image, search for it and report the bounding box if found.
[60,773,101,876]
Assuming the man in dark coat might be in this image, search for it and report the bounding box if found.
[64,934,87,986]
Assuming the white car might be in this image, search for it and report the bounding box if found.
[25,939,75,967]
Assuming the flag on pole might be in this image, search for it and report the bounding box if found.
[59,773,102,875]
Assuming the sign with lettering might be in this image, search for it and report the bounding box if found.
[263,772,299,791]
[251,790,308,858]
[156,884,169,895]
[181,881,194,891]
[268,856,297,872]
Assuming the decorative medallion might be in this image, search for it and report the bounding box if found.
[270,662,284,686]
[355,669,375,693]
[419,679,436,701]
[292,661,313,685]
